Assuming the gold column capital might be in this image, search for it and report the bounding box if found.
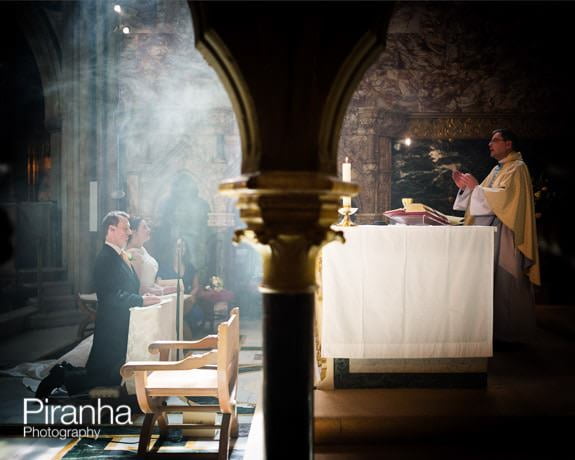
[220,171,357,293]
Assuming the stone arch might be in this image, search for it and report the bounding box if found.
[188,3,260,174]
[189,3,391,176]
[318,26,390,175]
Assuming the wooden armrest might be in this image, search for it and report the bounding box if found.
[148,335,218,354]
[121,350,217,378]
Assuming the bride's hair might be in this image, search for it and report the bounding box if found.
[128,216,144,243]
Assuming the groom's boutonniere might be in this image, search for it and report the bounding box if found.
[121,250,133,265]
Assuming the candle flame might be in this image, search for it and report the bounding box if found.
[345,156,349,162]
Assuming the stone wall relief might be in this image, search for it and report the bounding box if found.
[124,126,241,286]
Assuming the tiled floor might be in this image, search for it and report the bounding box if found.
[0,437,69,460]
[0,315,263,458]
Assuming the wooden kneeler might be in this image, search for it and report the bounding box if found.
[121,307,240,458]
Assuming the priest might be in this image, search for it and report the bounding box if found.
[452,129,540,345]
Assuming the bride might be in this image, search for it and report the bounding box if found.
[127,217,175,295]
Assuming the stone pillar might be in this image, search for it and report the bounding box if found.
[191,3,393,456]
[59,1,118,291]
[220,172,353,457]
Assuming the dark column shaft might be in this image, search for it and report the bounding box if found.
[263,292,314,458]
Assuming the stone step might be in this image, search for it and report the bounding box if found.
[0,306,39,340]
[314,418,569,458]
[26,309,86,330]
[313,389,570,447]
[26,293,77,312]
[23,280,74,296]
[315,387,490,444]
[33,294,77,311]
[0,266,67,283]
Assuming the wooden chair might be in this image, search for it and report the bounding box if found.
[121,307,240,458]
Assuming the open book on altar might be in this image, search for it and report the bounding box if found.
[383,202,464,226]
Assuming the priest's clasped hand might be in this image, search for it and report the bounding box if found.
[452,169,466,189]
[452,169,479,190]
[462,173,479,190]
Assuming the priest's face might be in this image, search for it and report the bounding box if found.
[488,133,512,161]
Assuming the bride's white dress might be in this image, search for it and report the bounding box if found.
[127,246,159,294]
[1,335,93,391]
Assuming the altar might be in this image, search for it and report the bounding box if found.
[318,225,496,388]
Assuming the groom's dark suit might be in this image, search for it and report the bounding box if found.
[60,244,143,395]
[85,244,143,384]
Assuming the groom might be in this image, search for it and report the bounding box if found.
[37,211,161,398]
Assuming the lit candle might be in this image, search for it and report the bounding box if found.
[342,157,351,207]
[342,157,351,182]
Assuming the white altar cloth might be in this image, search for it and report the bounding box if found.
[124,294,179,393]
[321,225,495,359]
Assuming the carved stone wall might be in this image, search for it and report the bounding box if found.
[112,0,242,284]
[117,1,240,220]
